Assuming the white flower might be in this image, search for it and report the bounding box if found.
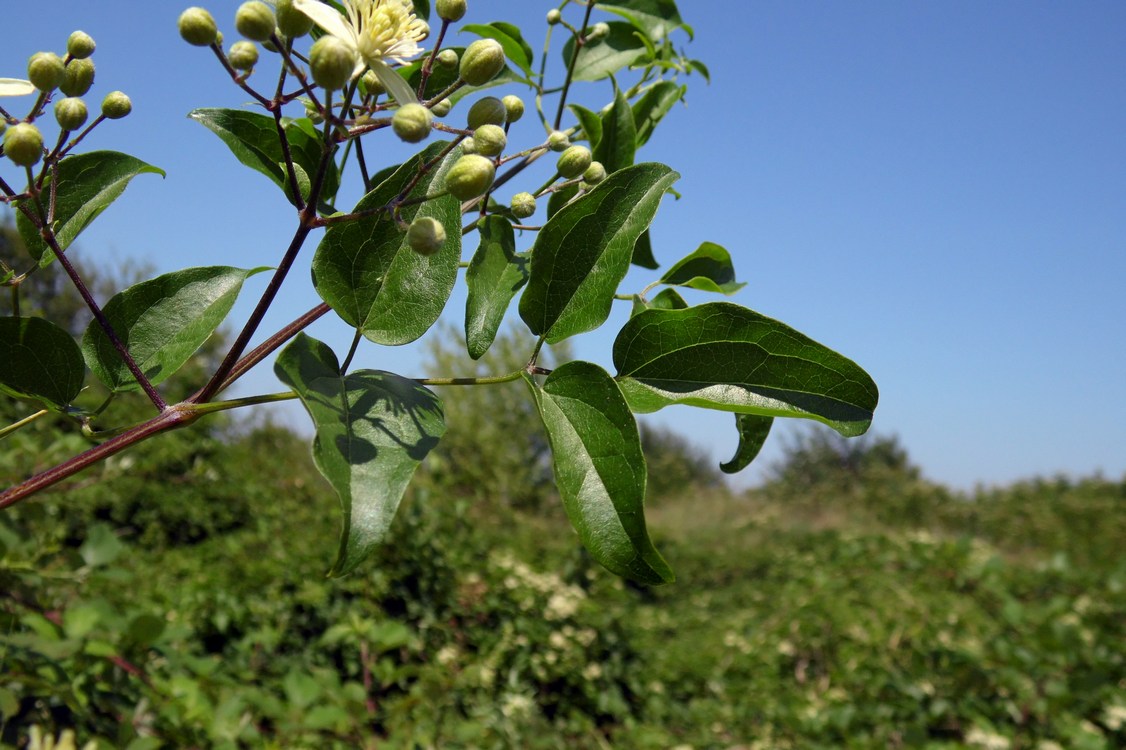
[293,0,428,105]
[0,78,36,97]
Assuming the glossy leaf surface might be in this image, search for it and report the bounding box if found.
[720,414,774,474]
[275,334,445,577]
[311,142,461,345]
[0,317,85,409]
[519,163,678,343]
[659,241,745,295]
[464,216,528,359]
[82,266,266,392]
[16,151,164,265]
[614,303,879,436]
[525,361,673,585]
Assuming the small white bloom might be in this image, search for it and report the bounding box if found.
[0,78,36,97]
[293,0,428,105]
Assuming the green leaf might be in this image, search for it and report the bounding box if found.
[562,22,651,82]
[275,333,445,576]
[594,88,637,174]
[630,287,687,317]
[632,81,686,147]
[311,142,461,345]
[189,109,339,209]
[464,216,529,359]
[80,523,124,567]
[632,230,659,270]
[82,265,267,392]
[568,104,603,146]
[0,316,85,409]
[524,361,673,585]
[613,302,879,437]
[660,241,746,295]
[411,0,429,20]
[462,22,535,78]
[15,151,164,265]
[402,48,529,102]
[519,163,678,343]
[597,0,690,40]
[720,414,773,474]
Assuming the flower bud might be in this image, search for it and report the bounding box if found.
[459,39,505,86]
[546,9,562,25]
[275,0,314,38]
[392,103,433,143]
[67,31,96,60]
[228,41,259,70]
[431,97,452,117]
[501,95,524,123]
[236,1,276,42]
[360,70,385,96]
[407,217,447,256]
[436,0,467,22]
[309,36,357,90]
[445,154,496,200]
[54,97,88,131]
[511,192,536,219]
[59,58,95,97]
[179,7,219,47]
[466,96,506,129]
[101,91,132,119]
[3,123,44,167]
[582,160,607,184]
[472,124,506,157]
[547,130,570,152]
[436,49,459,70]
[557,144,592,178]
[586,22,610,44]
[460,137,477,154]
[27,52,65,92]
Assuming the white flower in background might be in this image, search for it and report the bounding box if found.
[0,78,36,97]
[292,0,428,105]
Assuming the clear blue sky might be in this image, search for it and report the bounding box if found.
[3,1,1124,489]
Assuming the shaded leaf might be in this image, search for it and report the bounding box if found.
[721,414,773,474]
[660,241,745,295]
[82,266,267,392]
[613,302,879,436]
[519,163,678,343]
[16,151,164,266]
[275,333,445,576]
[594,87,637,174]
[0,316,85,409]
[630,287,687,317]
[562,22,651,82]
[569,104,603,146]
[524,361,673,585]
[311,142,461,345]
[632,230,659,270]
[465,216,529,359]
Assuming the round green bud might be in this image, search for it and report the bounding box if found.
[582,160,607,184]
[360,69,385,96]
[101,90,132,119]
[0,121,5,137]
[472,124,506,157]
[275,0,314,38]
[436,49,459,70]
[510,192,536,219]
[460,136,477,154]
[228,41,259,70]
[436,0,467,22]
[557,144,592,178]
[3,123,44,167]
[67,31,96,59]
[546,130,570,152]
[309,35,357,90]
[54,97,89,131]
[59,58,95,97]
[407,217,447,256]
[445,154,496,200]
[392,103,433,143]
[27,52,65,92]
[586,22,610,43]
[546,9,562,25]
[431,97,452,117]
[236,1,276,42]
[179,7,219,47]
[459,39,505,86]
[466,96,506,129]
[501,95,524,123]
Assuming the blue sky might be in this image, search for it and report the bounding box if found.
[3,1,1124,489]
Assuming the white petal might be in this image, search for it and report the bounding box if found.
[292,0,355,43]
[370,59,417,106]
[0,78,36,97]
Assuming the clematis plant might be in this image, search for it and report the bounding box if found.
[1,1,878,583]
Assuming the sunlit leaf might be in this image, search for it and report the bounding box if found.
[562,22,651,82]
